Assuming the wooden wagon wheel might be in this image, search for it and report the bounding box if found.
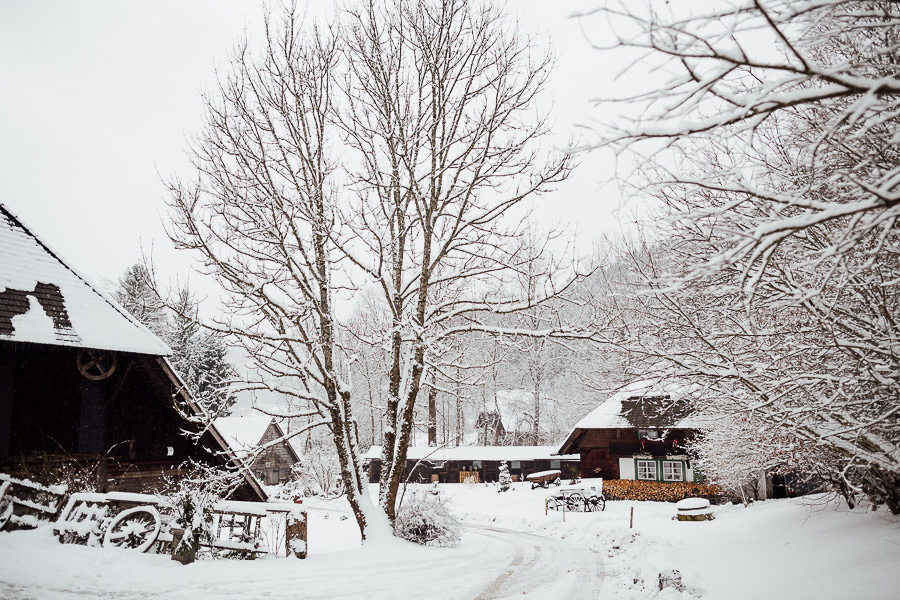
[77,349,117,381]
[565,492,585,512]
[0,498,12,531]
[586,494,606,512]
[103,506,160,552]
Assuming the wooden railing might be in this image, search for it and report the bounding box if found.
[459,470,480,483]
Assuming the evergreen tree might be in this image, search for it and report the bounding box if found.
[167,285,238,417]
[115,263,167,336]
[498,460,511,493]
[116,263,237,417]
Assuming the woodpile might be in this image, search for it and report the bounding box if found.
[602,479,723,503]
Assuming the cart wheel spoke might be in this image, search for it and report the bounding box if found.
[103,506,161,553]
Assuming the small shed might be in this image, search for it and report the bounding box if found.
[215,416,303,485]
[0,203,264,501]
[363,445,579,484]
[557,381,703,484]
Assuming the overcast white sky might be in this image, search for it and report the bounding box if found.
[0,1,625,299]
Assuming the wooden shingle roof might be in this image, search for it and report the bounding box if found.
[0,203,170,355]
[557,381,704,455]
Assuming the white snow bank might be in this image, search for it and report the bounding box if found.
[2,484,899,600]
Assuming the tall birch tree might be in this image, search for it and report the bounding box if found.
[166,0,571,537]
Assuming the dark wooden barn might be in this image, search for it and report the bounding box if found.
[557,382,703,484]
[363,445,579,484]
[0,203,265,501]
[215,416,302,485]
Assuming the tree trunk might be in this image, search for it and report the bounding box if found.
[427,382,437,446]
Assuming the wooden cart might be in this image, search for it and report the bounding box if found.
[526,469,562,489]
[546,481,606,512]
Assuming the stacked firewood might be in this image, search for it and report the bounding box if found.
[602,479,723,503]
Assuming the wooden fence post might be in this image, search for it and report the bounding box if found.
[285,510,307,559]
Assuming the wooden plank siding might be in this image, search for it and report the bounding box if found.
[247,422,300,485]
[0,341,266,502]
[570,428,695,479]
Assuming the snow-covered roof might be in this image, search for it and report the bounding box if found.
[557,380,707,455]
[570,380,702,430]
[214,415,304,460]
[0,204,170,355]
[363,445,578,462]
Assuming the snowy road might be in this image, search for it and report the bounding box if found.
[468,524,604,600]
[0,522,603,600]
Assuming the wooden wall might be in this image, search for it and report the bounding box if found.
[573,428,696,479]
[577,429,622,479]
[247,423,298,485]
[0,341,264,501]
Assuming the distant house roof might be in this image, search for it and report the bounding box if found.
[0,203,170,355]
[363,445,578,462]
[558,380,704,455]
[214,415,304,462]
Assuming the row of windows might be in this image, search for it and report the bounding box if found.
[636,459,685,482]
[458,460,560,471]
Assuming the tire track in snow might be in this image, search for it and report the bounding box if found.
[469,524,604,600]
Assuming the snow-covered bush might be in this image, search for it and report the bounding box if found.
[393,492,462,547]
[296,435,342,497]
[157,462,230,562]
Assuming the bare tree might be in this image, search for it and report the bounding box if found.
[588,1,900,511]
[166,0,572,538]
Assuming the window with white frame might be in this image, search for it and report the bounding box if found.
[636,460,656,480]
[663,461,684,482]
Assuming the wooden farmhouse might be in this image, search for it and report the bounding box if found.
[0,203,265,501]
[214,416,302,485]
[557,382,703,484]
[364,445,579,484]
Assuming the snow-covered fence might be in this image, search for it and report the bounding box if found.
[0,473,67,531]
[50,491,307,559]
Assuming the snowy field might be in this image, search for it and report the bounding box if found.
[2,482,899,599]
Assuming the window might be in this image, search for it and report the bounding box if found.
[510,461,521,470]
[636,460,656,480]
[663,461,684,482]
[638,429,663,440]
[550,460,561,469]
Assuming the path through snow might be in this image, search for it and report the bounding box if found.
[0,520,599,600]
[471,524,604,600]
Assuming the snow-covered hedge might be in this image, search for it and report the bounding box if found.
[393,492,462,547]
[603,480,724,503]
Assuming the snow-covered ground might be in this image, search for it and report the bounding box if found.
[2,482,899,599]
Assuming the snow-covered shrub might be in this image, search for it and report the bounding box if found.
[296,436,342,497]
[393,492,462,547]
[157,462,231,562]
[498,460,511,492]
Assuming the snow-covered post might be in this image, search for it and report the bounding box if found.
[285,509,308,559]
